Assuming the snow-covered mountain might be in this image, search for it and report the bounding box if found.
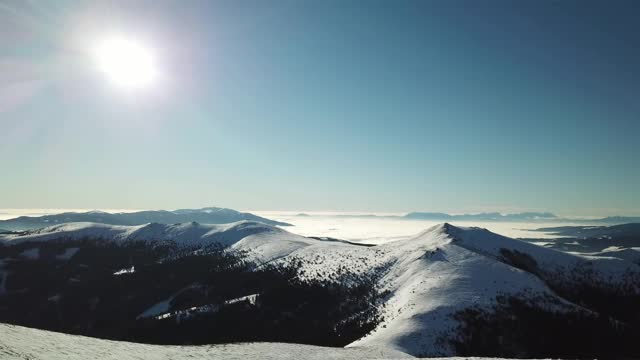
[285,223,640,355]
[0,207,290,231]
[0,221,343,263]
[1,222,639,357]
[296,211,639,225]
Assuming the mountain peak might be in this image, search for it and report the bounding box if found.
[431,222,466,236]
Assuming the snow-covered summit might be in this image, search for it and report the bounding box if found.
[0,207,291,231]
[0,220,277,244]
[0,220,349,262]
[345,223,640,355]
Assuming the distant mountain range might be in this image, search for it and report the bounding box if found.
[2,208,639,232]
[403,211,558,221]
[0,207,290,231]
[295,211,640,224]
[587,216,640,224]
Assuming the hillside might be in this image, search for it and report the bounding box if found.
[0,322,411,360]
[532,223,640,239]
[0,207,290,231]
[524,223,640,258]
[1,222,639,357]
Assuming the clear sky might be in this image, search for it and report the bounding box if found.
[1,0,638,216]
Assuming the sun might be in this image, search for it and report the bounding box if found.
[94,36,158,89]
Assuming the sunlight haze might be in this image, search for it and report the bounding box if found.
[1,0,638,216]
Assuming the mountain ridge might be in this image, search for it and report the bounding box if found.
[0,207,291,231]
[404,212,557,221]
[1,222,639,357]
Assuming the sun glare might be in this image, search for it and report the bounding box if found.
[94,36,157,89]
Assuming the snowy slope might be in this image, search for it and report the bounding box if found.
[1,222,638,357]
[342,225,561,355]
[445,224,640,285]
[0,323,412,360]
[0,221,351,263]
[362,224,638,351]
[286,224,640,356]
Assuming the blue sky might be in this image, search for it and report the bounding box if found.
[0,0,638,215]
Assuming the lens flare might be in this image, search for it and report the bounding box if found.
[94,36,157,89]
